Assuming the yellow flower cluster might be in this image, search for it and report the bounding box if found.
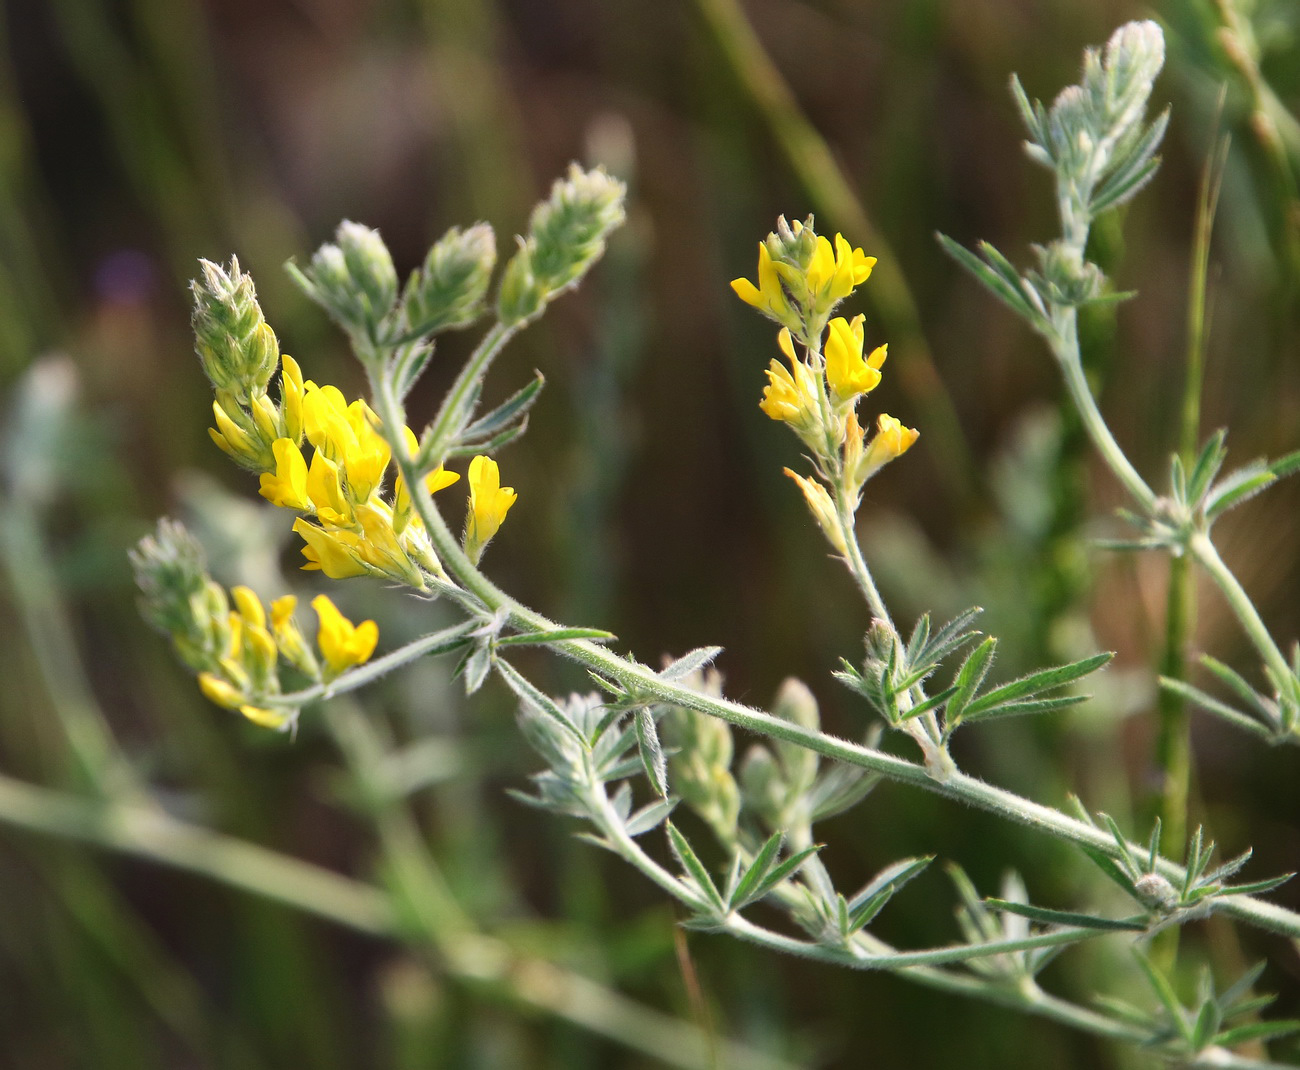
[196,588,374,729]
[734,219,918,553]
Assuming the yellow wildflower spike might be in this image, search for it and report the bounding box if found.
[231,585,266,630]
[806,235,836,295]
[306,450,352,525]
[259,438,311,510]
[293,518,369,579]
[353,502,424,586]
[269,594,317,675]
[280,355,305,442]
[783,468,848,555]
[824,315,883,403]
[270,594,297,632]
[312,594,378,677]
[198,672,244,709]
[240,705,290,729]
[342,398,391,502]
[302,383,356,460]
[464,455,517,561]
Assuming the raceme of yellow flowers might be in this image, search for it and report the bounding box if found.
[732,217,918,549]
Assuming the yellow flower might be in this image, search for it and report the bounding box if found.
[302,385,390,503]
[258,438,311,510]
[393,426,460,534]
[230,585,266,629]
[312,594,378,677]
[824,315,887,403]
[342,398,391,502]
[294,517,369,579]
[731,243,792,322]
[352,502,425,587]
[855,413,920,484]
[269,594,317,675]
[198,671,244,709]
[783,468,847,555]
[806,234,875,303]
[306,450,352,525]
[759,328,820,430]
[464,455,517,562]
[280,355,305,442]
[209,400,265,467]
[239,705,291,729]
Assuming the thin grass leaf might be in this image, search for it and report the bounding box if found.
[635,707,668,798]
[962,652,1112,717]
[659,646,723,682]
[624,797,679,837]
[985,899,1146,931]
[666,822,724,911]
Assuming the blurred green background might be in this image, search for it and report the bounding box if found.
[1,0,1299,1066]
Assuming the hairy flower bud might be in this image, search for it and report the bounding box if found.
[191,257,280,402]
[401,223,497,336]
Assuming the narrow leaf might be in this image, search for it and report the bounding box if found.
[624,796,679,837]
[659,646,724,682]
[1207,469,1277,517]
[937,233,1039,322]
[728,832,784,910]
[962,652,1112,717]
[496,659,585,743]
[1079,845,1141,898]
[635,707,668,798]
[495,627,616,647]
[1222,873,1294,897]
[1187,429,1229,503]
[945,636,997,727]
[985,899,1145,931]
[1213,1020,1300,1047]
[958,694,1090,724]
[666,822,723,911]
[1157,677,1275,740]
[1270,448,1300,479]
[747,845,822,905]
[898,686,957,722]
[460,371,545,441]
[1134,952,1193,1042]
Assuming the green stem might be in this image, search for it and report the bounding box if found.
[419,320,516,467]
[1052,315,1158,512]
[261,621,478,708]
[1190,534,1296,701]
[368,365,1300,939]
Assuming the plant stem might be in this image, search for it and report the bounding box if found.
[419,320,516,467]
[1052,315,1158,512]
[368,366,1300,940]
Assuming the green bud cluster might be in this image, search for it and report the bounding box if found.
[739,679,821,831]
[660,669,741,846]
[294,221,399,340]
[130,519,231,673]
[762,214,817,272]
[400,222,497,337]
[191,257,280,403]
[498,164,626,327]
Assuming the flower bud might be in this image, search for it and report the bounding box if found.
[191,257,280,402]
[401,223,496,336]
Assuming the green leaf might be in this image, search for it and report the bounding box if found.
[1213,1020,1300,1047]
[1222,873,1294,898]
[962,652,1112,718]
[1134,952,1193,1042]
[958,694,1089,724]
[624,797,678,837]
[847,856,933,929]
[745,845,821,906]
[444,416,531,459]
[727,832,784,910]
[659,646,723,682]
[898,686,957,722]
[937,233,1041,324]
[1079,845,1141,899]
[459,371,545,441]
[985,899,1145,931]
[1090,108,1169,214]
[666,822,723,911]
[945,636,997,728]
[1270,448,1300,479]
[496,659,585,743]
[1191,997,1221,1052]
[1207,467,1276,517]
[635,707,668,798]
[905,613,931,668]
[1186,429,1228,504]
[916,606,983,667]
[1157,677,1275,740]
[495,627,616,647]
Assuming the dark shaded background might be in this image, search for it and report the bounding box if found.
[1,0,1299,1066]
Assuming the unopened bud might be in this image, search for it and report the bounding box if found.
[402,223,497,336]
